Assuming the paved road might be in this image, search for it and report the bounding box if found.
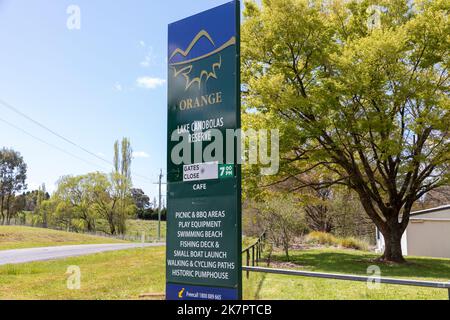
[0,243,165,266]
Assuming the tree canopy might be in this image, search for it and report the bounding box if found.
[0,148,27,224]
[242,0,449,262]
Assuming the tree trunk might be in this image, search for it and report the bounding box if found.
[5,195,11,225]
[43,209,47,228]
[378,222,406,263]
[282,230,290,261]
[355,189,408,263]
[0,195,4,225]
[284,244,290,261]
[86,218,93,232]
[108,214,116,235]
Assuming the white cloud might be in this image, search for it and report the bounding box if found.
[139,40,146,47]
[114,82,123,91]
[133,151,150,159]
[136,77,165,89]
[140,46,157,68]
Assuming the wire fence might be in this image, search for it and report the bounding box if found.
[5,220,163,243]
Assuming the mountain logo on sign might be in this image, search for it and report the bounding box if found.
[169,30,236,90]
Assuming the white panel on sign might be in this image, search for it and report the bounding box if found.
[183,162,219,182]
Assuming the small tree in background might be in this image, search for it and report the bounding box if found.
[34,184,48,227]
[131,188,151,218]
[112,138,134,235]
[256,194,307,260]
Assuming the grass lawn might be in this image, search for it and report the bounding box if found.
[0,226,126,251]
[0,247,448,300]
[0,247,165,300]
[244,248,450,300]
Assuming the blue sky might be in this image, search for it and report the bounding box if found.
[0,0,247,199]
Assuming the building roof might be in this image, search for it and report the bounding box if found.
[411,205,450,217]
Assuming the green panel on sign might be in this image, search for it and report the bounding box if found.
[219,164,234,179]
[166,1,242,300]
[166,191,239,287]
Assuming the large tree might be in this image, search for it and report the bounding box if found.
[53,174,100,231]
[131,188,151,218]
[242,0,449,262]
[0,148,27,225]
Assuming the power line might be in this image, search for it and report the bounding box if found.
[0,98,154,182]
[0,98,112,166]
[0,116,155,185]
[0,116,110,171]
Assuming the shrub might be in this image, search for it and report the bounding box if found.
[305,232,369,251]
[306,231,338,246]
[339,237,369,251]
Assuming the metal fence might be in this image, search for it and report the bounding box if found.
[242,232,266,278]
[242,234,450,300]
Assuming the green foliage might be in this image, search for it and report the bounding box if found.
[131,188,150,218]
[32,171,135,235]
[0,148,27,224]
[111,138,133,235]
[30,138,137,235]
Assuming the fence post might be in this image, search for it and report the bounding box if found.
[259,239,262,259]
[246,250,250,279]
[252,246,255,266]
[256,243,259,265]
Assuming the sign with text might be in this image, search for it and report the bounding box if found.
[183,162,219,182]
[166,1,241,300]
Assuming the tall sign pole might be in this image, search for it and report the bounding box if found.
[166,1,242,300]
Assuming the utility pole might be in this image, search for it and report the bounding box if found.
[153,169,167,242]
[158,169,163,241]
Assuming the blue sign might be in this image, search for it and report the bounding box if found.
[168,2,236,64]
[166,1,242,301]
[167,284,239,301]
